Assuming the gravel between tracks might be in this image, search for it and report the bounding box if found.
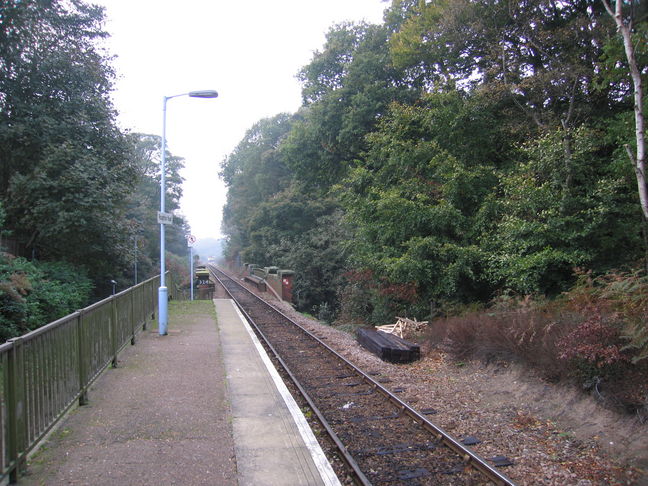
[228,274,648,486]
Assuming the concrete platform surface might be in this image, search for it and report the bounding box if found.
[19,299,340,486]
[215,299,339,486]
[21,300,236,485]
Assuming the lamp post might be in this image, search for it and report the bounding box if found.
[159,90,218,336]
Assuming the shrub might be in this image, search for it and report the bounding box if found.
[565,269,648,364]
[0,255,92,341]
[421,269,648,412]
[165,252,190,289]
[557,309,627,367]
[432,301,571,381]
[316,301,336,324]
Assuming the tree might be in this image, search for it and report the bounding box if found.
[0,0,136,281]
[484,125,643,295]
[388,0,620,213]
[602,0,648,220]
[219,0,648,324]
[339,92,505,319]
[124,133,190,283]
[282,22,417,190]
[220,114,294,259]
[220,111,350,314]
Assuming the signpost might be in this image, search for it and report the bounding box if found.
[157,211,174,225]
[186,235,196,300]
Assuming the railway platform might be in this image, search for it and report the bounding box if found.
[214,298,339,486]
[19,299,339,486]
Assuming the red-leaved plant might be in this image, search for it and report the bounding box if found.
[556,307,628,367]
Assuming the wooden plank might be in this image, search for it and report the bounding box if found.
[356,328,420,364]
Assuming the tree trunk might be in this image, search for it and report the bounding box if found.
[603,0,648,220]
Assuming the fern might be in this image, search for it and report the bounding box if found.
[622,321,648,364]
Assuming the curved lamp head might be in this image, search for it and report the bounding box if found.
[188,90,219,99]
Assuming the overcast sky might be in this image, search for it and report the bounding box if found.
[95,0,387,242]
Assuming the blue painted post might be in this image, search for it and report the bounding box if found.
[158,95,169,336]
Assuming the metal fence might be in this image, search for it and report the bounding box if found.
[0,273,172,483]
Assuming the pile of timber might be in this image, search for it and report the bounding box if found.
[375,316,428,339]
[356,327,421,364]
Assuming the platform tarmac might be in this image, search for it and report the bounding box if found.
[20,299,340,486]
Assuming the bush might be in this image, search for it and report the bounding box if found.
[316,302,336,324]
[0,255,93,341]
[421,269,648,413]
[563,269,648,363]
[431,300,571,381]
[557,309,627,368]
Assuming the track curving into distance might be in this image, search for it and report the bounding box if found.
[210,266,516,486]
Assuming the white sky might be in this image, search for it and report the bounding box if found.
[95,0,388,241]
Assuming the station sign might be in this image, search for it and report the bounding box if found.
[157,211,174,225]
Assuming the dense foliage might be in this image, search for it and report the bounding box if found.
[221,0,647,333]
[0,0,191,338]
[0,255,92,341]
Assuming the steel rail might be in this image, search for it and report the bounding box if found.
[211,266,516,486]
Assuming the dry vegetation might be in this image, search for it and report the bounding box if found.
[419,270,648,420]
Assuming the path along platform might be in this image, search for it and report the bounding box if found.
[20,299,340,486]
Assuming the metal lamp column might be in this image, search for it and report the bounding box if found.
[158,90,218,336]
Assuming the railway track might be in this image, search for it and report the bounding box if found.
[209,266,516,486]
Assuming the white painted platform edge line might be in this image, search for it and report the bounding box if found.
[230,301,342,486]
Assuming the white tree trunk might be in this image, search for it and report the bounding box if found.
[603,0,648,220]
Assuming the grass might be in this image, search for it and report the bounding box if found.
[169,299,215,315]
[149,299,217,332]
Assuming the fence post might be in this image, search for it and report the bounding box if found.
[130,289,136,345]
[76,311,88,406]
[110,296,118,368]
[150,277,156,322]
[143,285,148,330]
[6,337,26,483]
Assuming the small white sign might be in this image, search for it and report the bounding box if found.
[186,234,196,247]
[157,212,174,225]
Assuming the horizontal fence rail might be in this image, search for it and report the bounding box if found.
[0,273,174,483]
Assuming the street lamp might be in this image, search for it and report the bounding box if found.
[158,89,218,336]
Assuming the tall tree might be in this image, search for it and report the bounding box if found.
[0,0,135,279]
[340,92,505,319]
[602,0,648,220]
[220,113,294,259]
[390,0,615,124]
[282,22,417,190]
[124,133,190,282]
